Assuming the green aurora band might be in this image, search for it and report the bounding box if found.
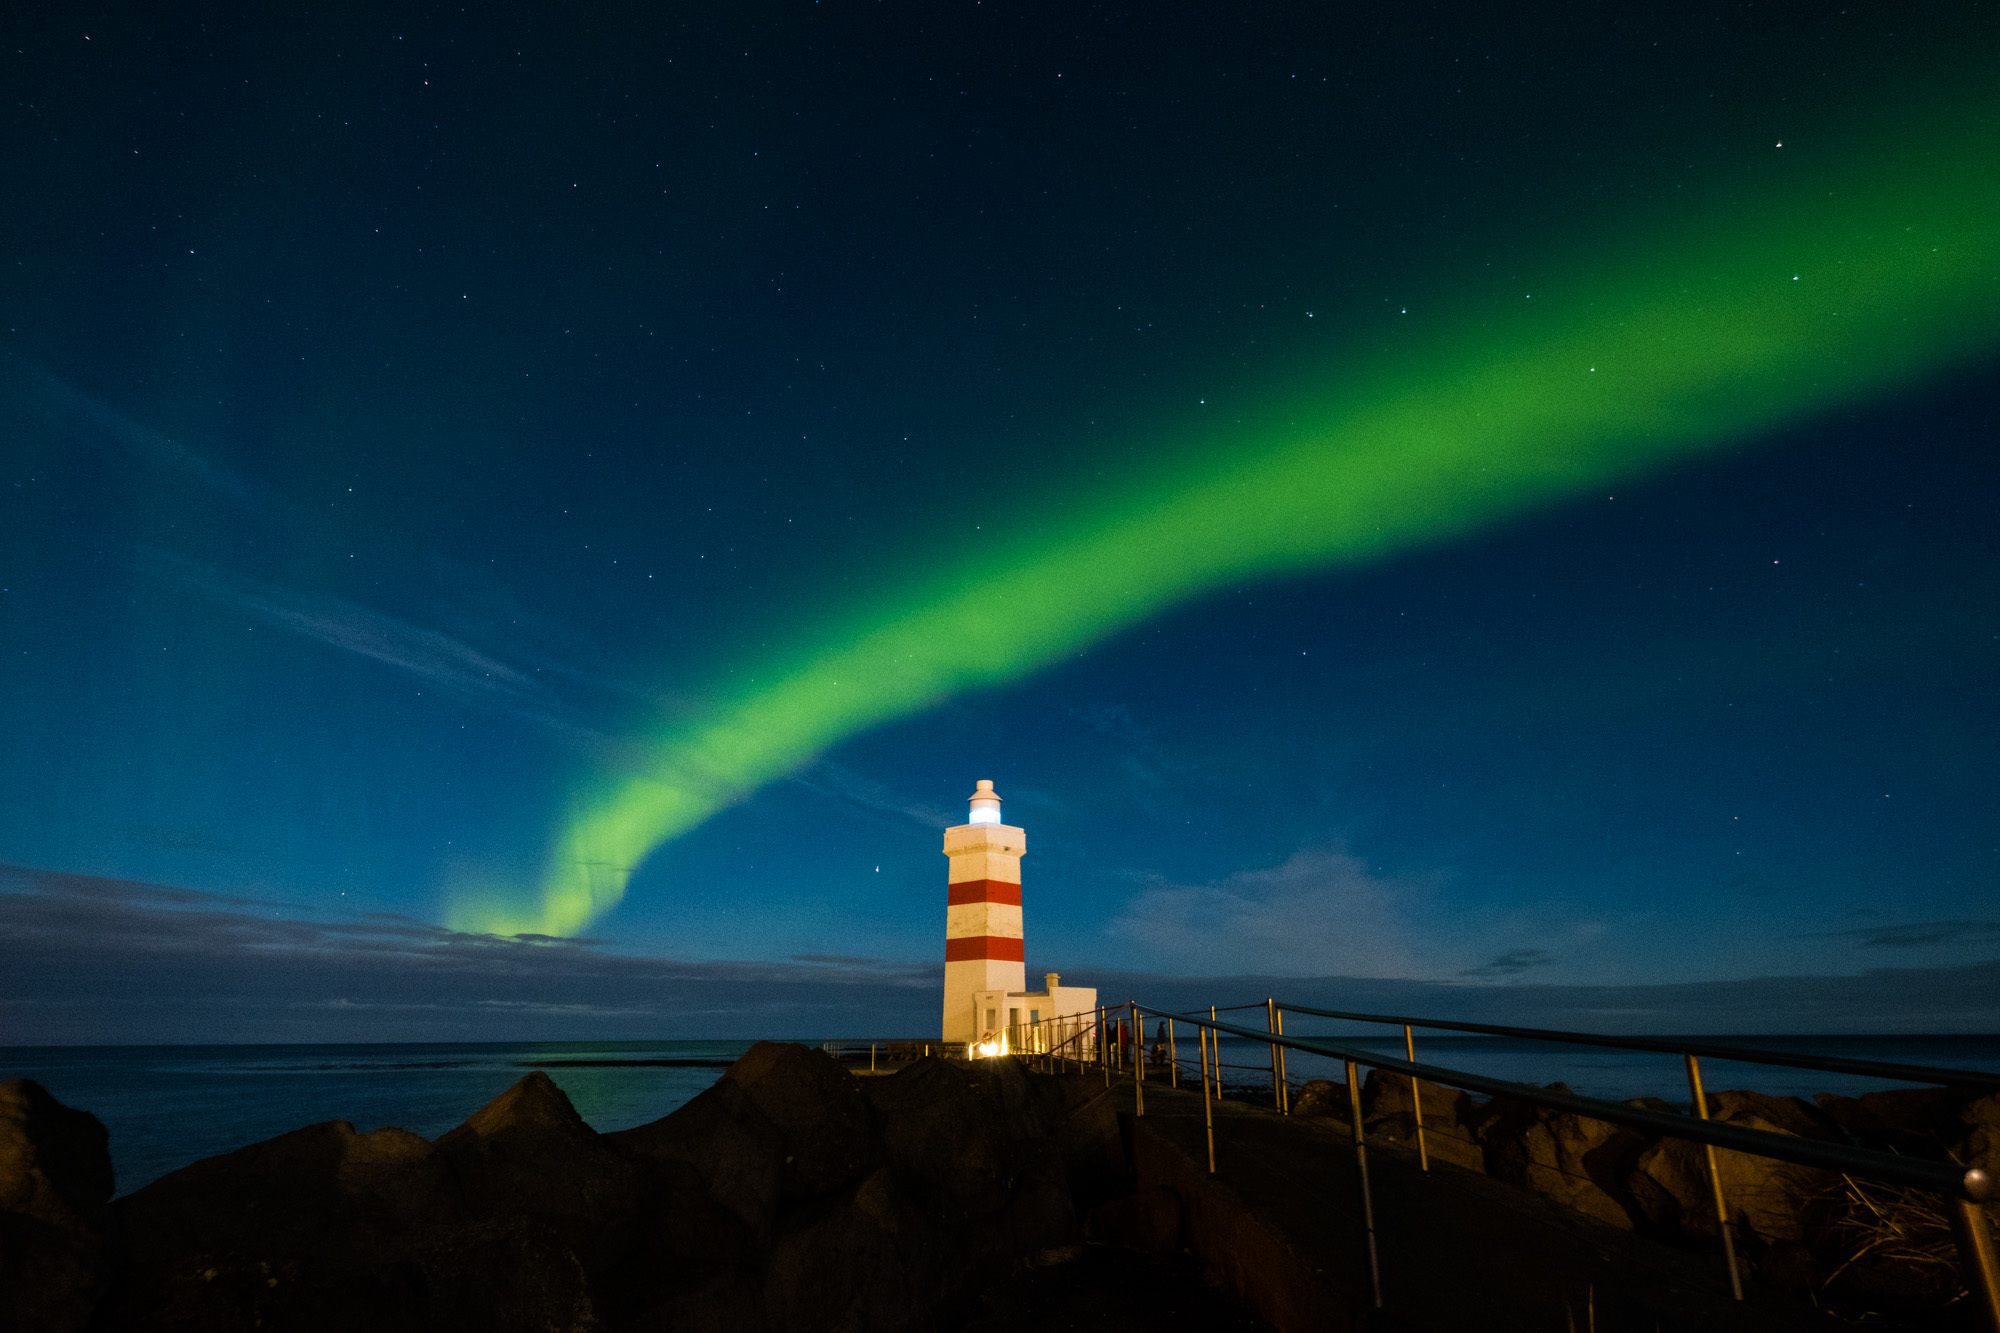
[452,105,2000,938]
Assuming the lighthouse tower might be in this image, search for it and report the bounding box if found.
[941,779,1026,1045]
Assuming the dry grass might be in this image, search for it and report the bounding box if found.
[1822,1173,1986,1308]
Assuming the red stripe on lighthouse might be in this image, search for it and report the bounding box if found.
[946,879,1022,906]
[944,935,1025,962]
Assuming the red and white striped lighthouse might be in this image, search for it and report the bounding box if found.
[940,779,1026,1045]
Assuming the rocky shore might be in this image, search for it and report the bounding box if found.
[4,1046,1994,1330]
[1294,1068,1999,1315]
[2,1045,1191,1332]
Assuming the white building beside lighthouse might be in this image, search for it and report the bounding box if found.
[941,780,1097,1055]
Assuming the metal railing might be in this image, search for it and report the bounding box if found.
[996,997,2000,1330]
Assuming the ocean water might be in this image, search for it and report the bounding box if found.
[1198,1030,2000,1108]
[0,1040,756,1196]
[5,1033,1997,1197]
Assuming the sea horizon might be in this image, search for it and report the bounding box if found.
[7,1031,1998,1197]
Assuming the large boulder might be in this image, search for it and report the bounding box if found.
[0,1078,114,1333]
[1958,1091,2000,1176]
[1813,1086,1969,1158]
[761,1172,939,1333]
[607,1041,874,1248]
[107,1119,520,1331]
[438,1070,649,1266]
[1289,1077,1345,1119]
[107,1096,612,1332]
[591,1154,764,1330]
[862,1057,1100,1272]
[1477,1087,1647,1229]
[1625,1091,1836,1245]
[608,1040,876,1232]
[1361,1069,1486,1174]
[719,1040,879,1199]
[610,1072,787,1242]
[863,1057,1032,1215]
[610,1050,1104,1332]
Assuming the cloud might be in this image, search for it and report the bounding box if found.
[145,549,542,699]
[1814,920,2000,950]
[1072,958,2000,1036]
[134,550,639,757]
[787,761,956,831]
[18,365,264,510]
[0,862,939,1045]
[6,862,1999,1045]
[1459,948,1557,979]
[1106,849,1432,978]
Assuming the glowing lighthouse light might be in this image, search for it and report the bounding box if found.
[967,778,1002,824]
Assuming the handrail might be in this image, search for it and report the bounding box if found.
[1144,1007,1993,1203]
[1274,1001,2000,1092]
[998,999,2000,1326]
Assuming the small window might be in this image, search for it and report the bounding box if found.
[985,1007,996,1030]
[1009,1006,1021,1028]
[1030,1009,1041,1025]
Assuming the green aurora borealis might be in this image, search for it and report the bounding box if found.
[449,103,2000,939]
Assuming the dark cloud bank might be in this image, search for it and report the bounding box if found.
[3,864,1997,1045]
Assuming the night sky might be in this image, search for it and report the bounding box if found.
[4,3,1998,1041]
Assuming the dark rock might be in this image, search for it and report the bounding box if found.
[607,1049,1102,1330]
[1478,1087,1646,1228]
[762,1181,929,1333]
[1957,1091,2000,1175]
[606,1041,873,1249]
[1088,1184,1183,1253]
[1625,1093,1836,1244]
[108,1120,479,1331]
[596,1153,761,1326]
[609,1073,785,1241]
[107,1110,609,1331]
[118,1120,453,1265]
[1705,1090,1836,1140]
[438,1070,648,1265]
[0,1078,114,1333]
[863,1057,1030,1214]
[1290,1078,1345,1118]
[1360,1069,1485,1173]
[1813,1085,1969,1157]
[1755,1238,1819,1291]
[719,1040,878,1199]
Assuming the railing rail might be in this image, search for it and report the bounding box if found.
[991,996,2000,1329]
[1179,1009,1989,1200]
[1274,1001,2000,1091]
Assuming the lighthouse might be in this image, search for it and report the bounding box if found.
[941,779,1096,1052]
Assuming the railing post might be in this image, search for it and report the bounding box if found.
[1132,1001,1145,1116]
[1345,1058,1384,1310]
[1404,1024,1429,1172]
[1274,1006,1291,1115]
[1210,1005,1221,1100]
[1266,997,1282,1111]
[1100,1006,1109,1086]
[1953,1177,2000,1333]
[1168,1017,1179,1089]
[870,1042,877,1074]
[1200,1023,1217,1174]
[1685,1053,1744,1302]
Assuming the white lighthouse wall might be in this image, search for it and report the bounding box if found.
[943,901,1022,937]
[941,817,1027,1044]
[945,960,1024,1043]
